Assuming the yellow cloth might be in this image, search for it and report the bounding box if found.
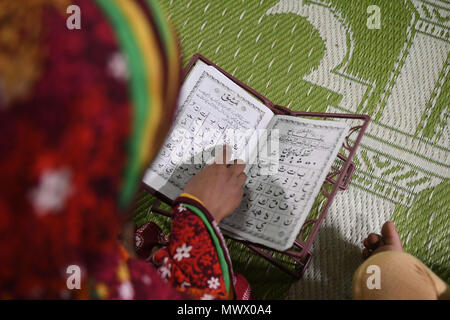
[179,193,207,208]
[353,251,449,300]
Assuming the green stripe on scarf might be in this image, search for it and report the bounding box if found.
[95,0,151,208]
[145,0,176,56]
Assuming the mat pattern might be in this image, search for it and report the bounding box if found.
[134,0,450,299]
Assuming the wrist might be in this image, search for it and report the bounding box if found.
[179,192,223,223]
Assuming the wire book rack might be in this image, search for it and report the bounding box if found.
[141,54,370,278]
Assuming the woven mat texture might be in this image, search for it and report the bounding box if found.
[134,0,450,299]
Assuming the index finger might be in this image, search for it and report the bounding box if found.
[228,159,246,176]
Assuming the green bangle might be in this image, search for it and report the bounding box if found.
[183,203,231,295]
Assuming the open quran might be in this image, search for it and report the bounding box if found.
[142,55,349,251]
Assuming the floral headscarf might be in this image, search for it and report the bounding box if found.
[0,0,181,298]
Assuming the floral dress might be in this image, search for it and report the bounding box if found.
[134,194,251,300]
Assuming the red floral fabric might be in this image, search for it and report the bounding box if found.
[151,203,229,300]
[87,199,251,300]
[0,0,129,298]
[0,0,251,300]
[85,250,188,300]
[136,200,252,300]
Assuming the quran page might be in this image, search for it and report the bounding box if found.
[142,60,274,200]
[220,115,349,251]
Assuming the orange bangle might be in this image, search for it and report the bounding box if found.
[118,244,131,262]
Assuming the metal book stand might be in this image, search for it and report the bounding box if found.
[140,54,370,278]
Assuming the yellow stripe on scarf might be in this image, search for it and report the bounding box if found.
[113,0,164,169]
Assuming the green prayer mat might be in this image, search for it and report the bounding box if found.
[134,0,449,299]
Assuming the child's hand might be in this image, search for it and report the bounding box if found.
[183,146,246,223]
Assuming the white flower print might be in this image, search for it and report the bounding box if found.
[207,277,220,290]
[135,234,143,249]
[158,265,171,279]
[174,243,192,261]
[177,204,187,213]
[29,167,73,215]
[118,281,134,300]
[107,52,129,81]
[141,275,152,285]
[200,293,214,300]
